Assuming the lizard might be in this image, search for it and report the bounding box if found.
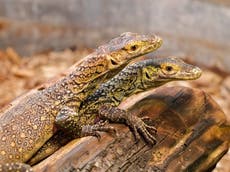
[53,56,202,151]
[28,56,202,165]
[0,32,162,171]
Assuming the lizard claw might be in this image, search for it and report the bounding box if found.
[81,120,116,140]
[126,115,157,145]
[141,116,157,134]
[97,120,117,135]
[93,131,101,141]
[129,124,141,144]
[81,124,101,141]
[98,105,157,145]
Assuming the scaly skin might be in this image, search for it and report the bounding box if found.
[55,57,202,146]
[0,32,162,170]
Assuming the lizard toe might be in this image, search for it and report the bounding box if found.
[126,115,157,146]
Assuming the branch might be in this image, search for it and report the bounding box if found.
[33,86,230,172]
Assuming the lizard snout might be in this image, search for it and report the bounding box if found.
[192,67,202,79]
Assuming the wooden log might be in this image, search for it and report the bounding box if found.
[33,86,230,172]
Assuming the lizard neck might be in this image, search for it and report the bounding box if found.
[80,64,144,114]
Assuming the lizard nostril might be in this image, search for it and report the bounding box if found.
[192,67,202,78]
[110,59,119,66]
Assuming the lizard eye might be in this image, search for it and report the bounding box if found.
[130,45,138,51]
[162,65,177,75]
[166,66,173,72]
[123,43,141,53]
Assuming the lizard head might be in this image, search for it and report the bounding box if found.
[97,32,162,68]
[71,32,162,85]
[141,57,202,88]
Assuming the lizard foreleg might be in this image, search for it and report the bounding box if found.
[98,105,157,145]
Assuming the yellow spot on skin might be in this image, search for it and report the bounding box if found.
[11,142,16,147]
[18,148,23,153]
[12,125,17,130]
[1,151,6,155]
[24,153,31,161]
[9,154,13,159]
[12,135,16,138]
[20,133,26,138]
[41,116,46,121]
[33,125,38,130]
[1,136,6,141]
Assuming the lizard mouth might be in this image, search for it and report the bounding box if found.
[182,67,202,80]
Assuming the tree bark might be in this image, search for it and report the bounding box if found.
[33,86,230,172]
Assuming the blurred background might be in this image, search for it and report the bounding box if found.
[0,0,229,70]
[0,0,229,171]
